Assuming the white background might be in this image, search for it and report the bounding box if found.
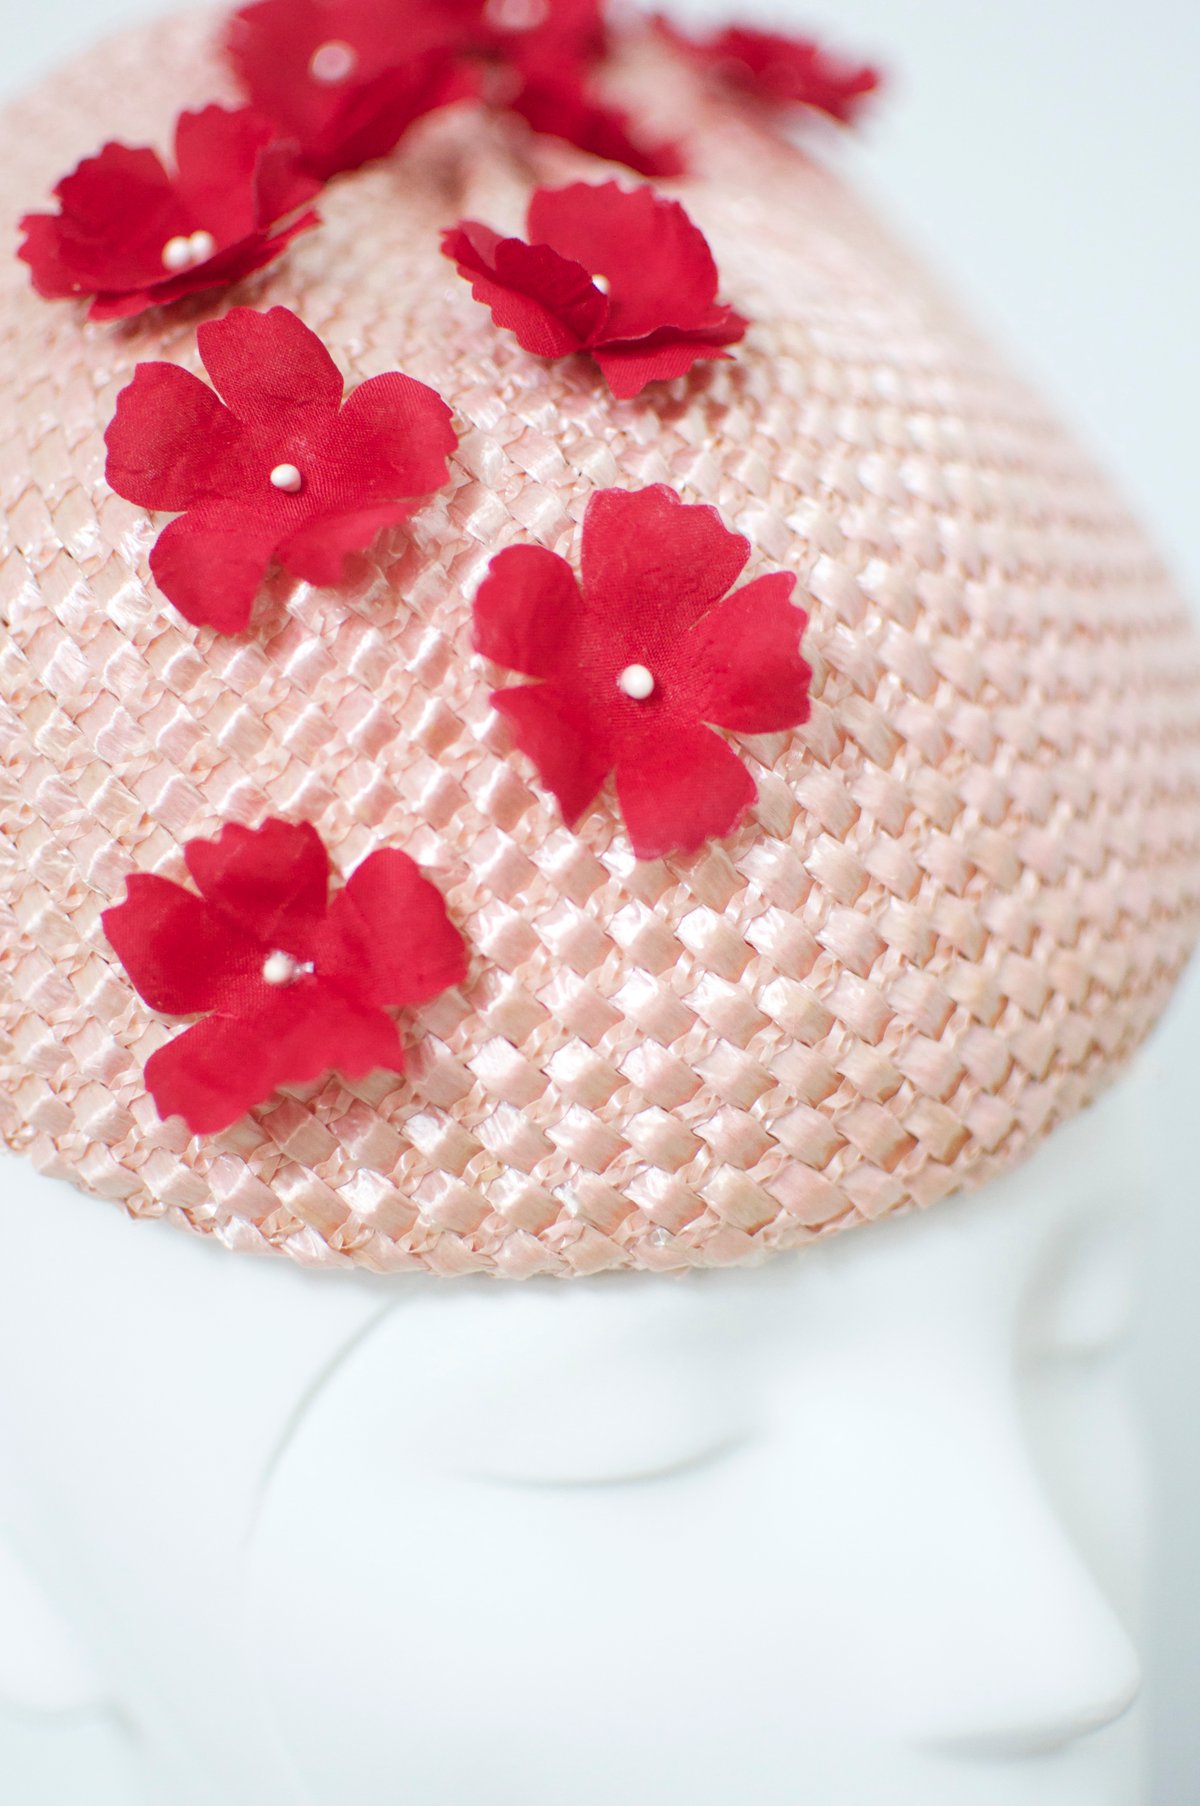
[1,2,1197,1802]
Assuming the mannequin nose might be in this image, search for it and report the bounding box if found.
[771,1347,1145,1753]
[879,1422,1143,1754]
[921,1523,1141,1756]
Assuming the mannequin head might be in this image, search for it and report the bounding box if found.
[0,1072,1149,1806]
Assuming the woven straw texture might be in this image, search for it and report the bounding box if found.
[2,12,1199,1276]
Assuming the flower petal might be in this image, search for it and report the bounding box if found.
[145,986,403,1135]
[170,105,320,239]
[442,222,607,357]
[278,503,415,585]
[579,485,749,633]
[691,572,812,734]
[591,314,746,398]
[473,544,580,678]
[321,848,467,1006]
[17,213,88,300]
[510,72,685,178]
[253,134,325,222]
[102,874,254,1014]
[300,56,467,179]
[196,305,344,428]
[184,818,330,952]
[172,105,278,243]
[46,143,181,290]
[492,683,610,828]
[55,141,174,231]
[527,182,720,341]
[666,23,882,123]
[148,508,279,635]
[104,363,245,511]
[615,723,756,859]
[333,371,458,498]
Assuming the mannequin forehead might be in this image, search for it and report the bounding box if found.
[286,1093,1142,1488]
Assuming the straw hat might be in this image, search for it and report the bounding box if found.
[2,9,1198,1275]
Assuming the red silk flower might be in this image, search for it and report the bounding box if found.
[104,306,458,635]
[103,818,468,1135]
[17,106,320,322]
[460,0,679,174]
[462,0,606,73]
[466,0,682,174]
[226,0,470,180]
[658,20,881,124]
[453,0,684,173]
[506,68,684,178]
[474,485,812,859]
[442,181,744,398]
[227,0,680,180]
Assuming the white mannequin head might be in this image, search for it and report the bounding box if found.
[0,1071,1149,1806]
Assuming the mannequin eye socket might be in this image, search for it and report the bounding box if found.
[1023,1218,1137,1358]
[398,1281,761,1489]
[460,1429,753,1492]
[440,1385,756,1490]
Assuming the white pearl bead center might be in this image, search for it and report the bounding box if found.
[617,663,656,701]
[262,951,311,987]
[592,272,611,295]
[310,39,358,83]
[270,463,303,493]
[161,229,217,273]
[484,0,550,31]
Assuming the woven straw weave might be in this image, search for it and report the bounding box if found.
[1,11,1199,1276]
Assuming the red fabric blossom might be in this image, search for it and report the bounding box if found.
[467,0,607,70]
[103,306,458,634]
[17,106,320,321]
[227,0,680,179]
[226,0,472,179]
[470,0,682,174]
[474,486,811,859]
[506,69,685,178]
[657,20,881,124]
[103,818,468,1135]
[442,181,744,398]
[472,0,682,173]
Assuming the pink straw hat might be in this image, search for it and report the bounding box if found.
[2,9,1199,1275]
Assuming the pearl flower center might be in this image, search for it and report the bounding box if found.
[269,463,304,493]
[484,0,549,31]
[617,663,656,701]
[592,272,611,295]
[262,951,312,987]
[310,39,358,83]
[161,229,217,272]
